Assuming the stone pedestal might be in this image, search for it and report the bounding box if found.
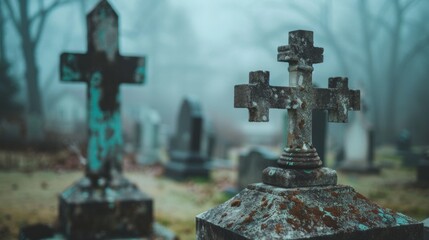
[59,177,153,239]
[197,181,423,240]
[165,151,210,180]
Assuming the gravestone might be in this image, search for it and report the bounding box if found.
[135,108,162,165]
[165,96,212,180]
[396,129,419,167]
[337,105,380,174]
[424,218,429,240]
[238,146,277,190]
[56,1,173,239]
[417,149,429,184]
[196,30,422,239]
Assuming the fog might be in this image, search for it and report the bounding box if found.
[2,0,429,147]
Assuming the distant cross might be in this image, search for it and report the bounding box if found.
[60,0,145,184]
[234,30,360,169]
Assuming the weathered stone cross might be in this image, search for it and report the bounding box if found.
[60,0,145,184]
[235,30,360,169]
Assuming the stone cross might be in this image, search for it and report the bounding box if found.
[60,0,145,184]
[235,30,360,169]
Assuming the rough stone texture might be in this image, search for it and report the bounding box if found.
[262,167,337,188]
[59,177,153,239]
[196,183,423,240]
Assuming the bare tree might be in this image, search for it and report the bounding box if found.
[3,0,74,134]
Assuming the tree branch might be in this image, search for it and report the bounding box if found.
[4,0,21,33]
[32,0,74,45]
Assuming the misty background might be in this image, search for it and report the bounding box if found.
[1,0,429,150]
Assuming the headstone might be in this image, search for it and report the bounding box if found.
[396,129,419,167]
[237,146,277,190]
[55,1,173,239]
[165,96,212,180]
[423,218,429,240]
[196,30,422,239]
[337,105,380,174]
[135,108,162,165]
[417,149,429,184]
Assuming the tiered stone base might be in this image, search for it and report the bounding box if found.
[165,151,210,180]
[196,183,422,240]
[58,177,175,239]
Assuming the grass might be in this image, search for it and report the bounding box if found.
[0,147,428,239]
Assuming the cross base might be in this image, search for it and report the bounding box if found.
[262,167,337,188]
[196,183,423,240]
[278,147,322,169]
[59,177,155,239]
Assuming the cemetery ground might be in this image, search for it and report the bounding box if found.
[0,147,428,240]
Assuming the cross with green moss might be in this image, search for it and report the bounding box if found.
[60,0,145,185]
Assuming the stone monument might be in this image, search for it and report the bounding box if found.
[417,149,429,184]
[196,30,422,239]
[337,103,380,174]
[57,1,174,239]
[165,96,213,180]
[135,108,162,165]
[238,146,278,190]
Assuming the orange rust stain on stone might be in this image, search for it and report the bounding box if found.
[287,218,300,230]
[322,215,338,229]
[279,202,287,210]
[275,223,283,234]
[324,206,341,217]
[231,199,241,207]
[261,199,268,208]
[261,223,267,230]
[330,191,339,197]
[348,204,360,215]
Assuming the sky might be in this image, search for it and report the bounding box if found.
[4,0,429,146]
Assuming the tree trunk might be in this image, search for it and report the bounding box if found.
[18,0,44,141]
[0,0,5,62]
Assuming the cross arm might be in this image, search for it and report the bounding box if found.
[313,77,360,122]
[117,56,146,84]
[60,53,89,82]
[234,71,292,122]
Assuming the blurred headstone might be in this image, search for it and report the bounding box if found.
[417,149,429,184]
[237,146,277,190]
[396,129,419,167]
[165,96,213,180]
[397,129,411,152]
[197,30,422,239]
[56,1,174,239]
[135,108,162,165]
[337,105,380,174]
[423,218,429,240]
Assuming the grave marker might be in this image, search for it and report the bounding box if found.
[337,102,380,174]
[196,30,422,239]
[57,1,173,239]
[165,96,212,180]
[237,146,277,190]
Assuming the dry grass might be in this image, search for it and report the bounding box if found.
[0,147,428,239]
